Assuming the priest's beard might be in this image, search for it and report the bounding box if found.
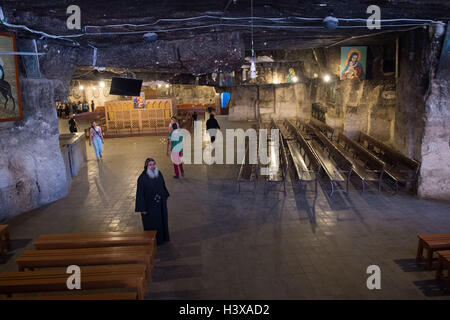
[146,167,159,179]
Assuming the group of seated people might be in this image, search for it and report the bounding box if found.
[56,101,95,118]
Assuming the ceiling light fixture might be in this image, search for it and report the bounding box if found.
[250,0,257,79]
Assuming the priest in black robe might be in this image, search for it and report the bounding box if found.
[135,158,170,246]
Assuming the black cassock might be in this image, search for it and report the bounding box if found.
[135,170,170,245]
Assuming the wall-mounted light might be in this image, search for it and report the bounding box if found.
[273,76,279,84]
[99,81,105,88]
[165,84,169,88]
[79,85,84,90]
[292,76,298,82]
[158,84,162,88]
[323,74,331,82]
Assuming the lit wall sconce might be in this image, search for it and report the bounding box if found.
[323,74,331,82]
[292,76,298,82]
[99,81,105,87]
[79,85,84,90]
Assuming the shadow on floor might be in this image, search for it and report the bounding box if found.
[156,243,202,263]
[145,289,203,300]
[394,258,428,272]
[151,264,202,282]
[413,279,449,297]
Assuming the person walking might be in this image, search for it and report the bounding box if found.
[68,114,79,133]
[135,158,170,246]
[91,100,95,112]
[206,113,220,143]
[89,121,104,160]
[167,123,184,179]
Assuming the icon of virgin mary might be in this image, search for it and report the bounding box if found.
[341,51,364,80]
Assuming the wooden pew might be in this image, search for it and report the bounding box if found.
[237,143,258,193]
[335,133,385,192]
[16,245,154,280]
[309,117,335,141]
[306,123,353,196]
[0,265,147,299]
[33,231,157,258]
[416,234,450,270]
[284,119,322,192]
[435,250,450,291]
[0,225,11,255]
[273,119,294,140]
[0,292,138,300]
[264,125,289,195]
[357,131,420,193]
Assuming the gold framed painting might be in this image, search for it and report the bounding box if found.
[0,32,23,122]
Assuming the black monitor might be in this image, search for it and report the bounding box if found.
[109,77,143,96]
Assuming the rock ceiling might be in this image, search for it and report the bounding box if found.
[0,0,448,78]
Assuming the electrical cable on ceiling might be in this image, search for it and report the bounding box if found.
[0,13,444,41]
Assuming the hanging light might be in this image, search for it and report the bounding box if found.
[165,84,169,88]
[158,84,162,88]
[249,0,257,80]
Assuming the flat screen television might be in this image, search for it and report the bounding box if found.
[109,77,143,96]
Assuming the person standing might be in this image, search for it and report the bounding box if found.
[168,123,184,179]
[192,111,198,129]
[68,114,79,133]
[207,99,213,114]
[135,158,170,246]
[91,100,95,112]
[89,121,104,160]
[206,113,220,143]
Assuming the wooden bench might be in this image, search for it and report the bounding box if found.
[435,250,450,291]
[306,124,353,196]
[336,133,385,192]
[264,129,289,195]
[237,143,258,193]
[0,225,11,255]
[416,234,450,270]
[0,292,138,300]
[309,117,335,141]
[273,120,294,140]
[34,231,157,258]
[284,119,322,192]
[16,245,154,280]
[0,265,147,299]
[357,131,420,193]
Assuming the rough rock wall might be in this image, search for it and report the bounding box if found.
[173,85,217,104]
[0,79,70,221]
[228,83,310,121]
[228,86,258,121]
[394,30,429,159]
[418,78,450,200]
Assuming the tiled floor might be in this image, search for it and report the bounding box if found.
[1,115,450,299]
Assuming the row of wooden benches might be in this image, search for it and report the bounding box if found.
[0,229,157,300]
[417,233,450,291]
[273,117,420,196]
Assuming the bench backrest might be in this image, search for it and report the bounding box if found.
[357,131,420,175]
[337,133,385,171]
[310,117,334,140]
[279,133,289,178]
[311,125,353,172]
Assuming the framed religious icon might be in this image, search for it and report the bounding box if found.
[340,46,367,80]
[0,32,23,122]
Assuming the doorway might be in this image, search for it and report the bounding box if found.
[220,92,230,115]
